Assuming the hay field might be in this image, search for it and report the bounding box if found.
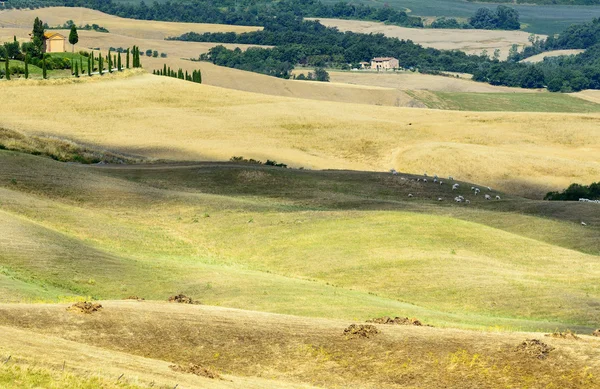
[522,49,586,63]
[0,7,261,39]
[310,18,544,59]
[1,73,600,197]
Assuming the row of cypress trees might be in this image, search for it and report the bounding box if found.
[153,64,202,84]
[4,46,143,80]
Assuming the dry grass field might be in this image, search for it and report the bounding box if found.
[0,7,261,39]
[323,70,539,93]
[1,73,599,197]
[310,18,545,60]
[521,49,586,63]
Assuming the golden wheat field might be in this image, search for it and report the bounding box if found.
[0,7,261,39]
[521,49,586,63]
[309,18,545,60]
[0,72,599,198]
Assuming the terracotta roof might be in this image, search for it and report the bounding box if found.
[43,32,65,39]
[372,57,397,61]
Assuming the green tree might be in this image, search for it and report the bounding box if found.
[126,48,130,68]
[24,54,29,79]
[88,54,92,77]
[108,50,112,73]
[32,17,45,57]
[98,52,103,75]
[74,61,79,77]
[90,51,95,75]
[117,52,122,71]
[42,57,47,79]
[4,57,9,80]
[68,25,78,74]
[314,67,330,82]
[163,63,167,75]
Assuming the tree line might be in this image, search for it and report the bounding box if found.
[4,0,522,31]
[153,64,202,83]
[431,5,520,30]
[545,182,600,201]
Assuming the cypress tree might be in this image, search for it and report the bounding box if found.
[163,63,167,76]
[117,52,122,71]
[99,53,103,75]
[5,58,9,81]
[90,52,94,75]
[126,48,130,68]
[74,61,79,77]
[24,54,29,79]
[42,57,47,79]
[198,70,202,84]
[108,51,112,73]
[113,55,117,69]
[80,56,83,75]
[88,55,92,77]
[185,70,188,81]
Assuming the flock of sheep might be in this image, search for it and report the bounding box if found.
[390,170,500,204]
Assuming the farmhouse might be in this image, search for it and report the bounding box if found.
[43,32,66,53]
[371,57,399,71]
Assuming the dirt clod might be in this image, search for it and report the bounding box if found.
[169,363,221,379]
[343,324,380,339]
[168,294,200,304]
[367,316,424,326]
[515,339,554,360]
[592,329,600,337]
[545,330,579,340]
[67,301,102,314]
[125,295,145,301]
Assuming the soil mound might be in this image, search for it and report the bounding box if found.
[593,329,600,337]
[168,294,199,304]
[367,316,424,326]
[515,339,554,360]
[545,330,579,340]
[170,363,221,379]
[343,324,380,339]
[67,301,102,314]
[125,295,145,301]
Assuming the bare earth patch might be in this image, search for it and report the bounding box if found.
[515,339,554,360]
[169,363,221,379]
[168,294,200,304]
[343,324,380,339]
[67,302,103,314]
[367,316,426,326]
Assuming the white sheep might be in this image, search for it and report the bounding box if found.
[433,178,438,183]
[465,199,471,204]
[487,187,492,191]
[417,178,421,182]
[485,194,491,200]
[495,195,501,200]
[423,178,428,182]
[452,184,459,191]
[439,181,443,185]
[408,194,413,198]
[437,197,443,201]
[581,221,587,226]
[449,176,454,181]
[471,186,475,191]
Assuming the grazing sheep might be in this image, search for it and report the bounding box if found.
[471,186,475,191]
[408,194,413,198]
[449,176,454,181]
[423,178,428,182]
[454,197,462,203]
[487,187,492,191]
[452,184,459,191]
[495,195,501,200]
[465,199,471,204]
[581,221,587,226]
[485,194,491,200]
[433,178,438,183]
[438,197,443,201]
[439,181,443,185]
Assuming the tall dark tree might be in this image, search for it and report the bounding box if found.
[68,24,78,74]
[4,57,9,80]
[117,52,122,71]
[32,17,45,57]
[108,49,112,73]
[90,51,94,75]
[88,54,92,76]
[126,47,130,68]
[42,57,47,79]
[24,54,29,79]
[98,52,103,75]
[74,61,79,77]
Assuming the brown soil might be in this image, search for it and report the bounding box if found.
[66,301,103,314]
[343,324,380,339]
[124,296,145,301]
[168,294,200,304]
[593,329,600,337]
[169,363,221,379]
[515,339,555,360]
[367,316,424,326]
[545,330,579,340]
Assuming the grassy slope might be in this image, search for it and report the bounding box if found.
[1,150,599,332]
[408,90,600,112]
[0,302,599,389]
[1,74,600,200]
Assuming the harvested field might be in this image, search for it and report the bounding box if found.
[309,18,544,60]
[521,49,585,63]
[0,7,261,40]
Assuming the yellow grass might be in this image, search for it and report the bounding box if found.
[309,18,545,60]
[0,73,599,197]
[0,7,261,40]
[522,49,586,63]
